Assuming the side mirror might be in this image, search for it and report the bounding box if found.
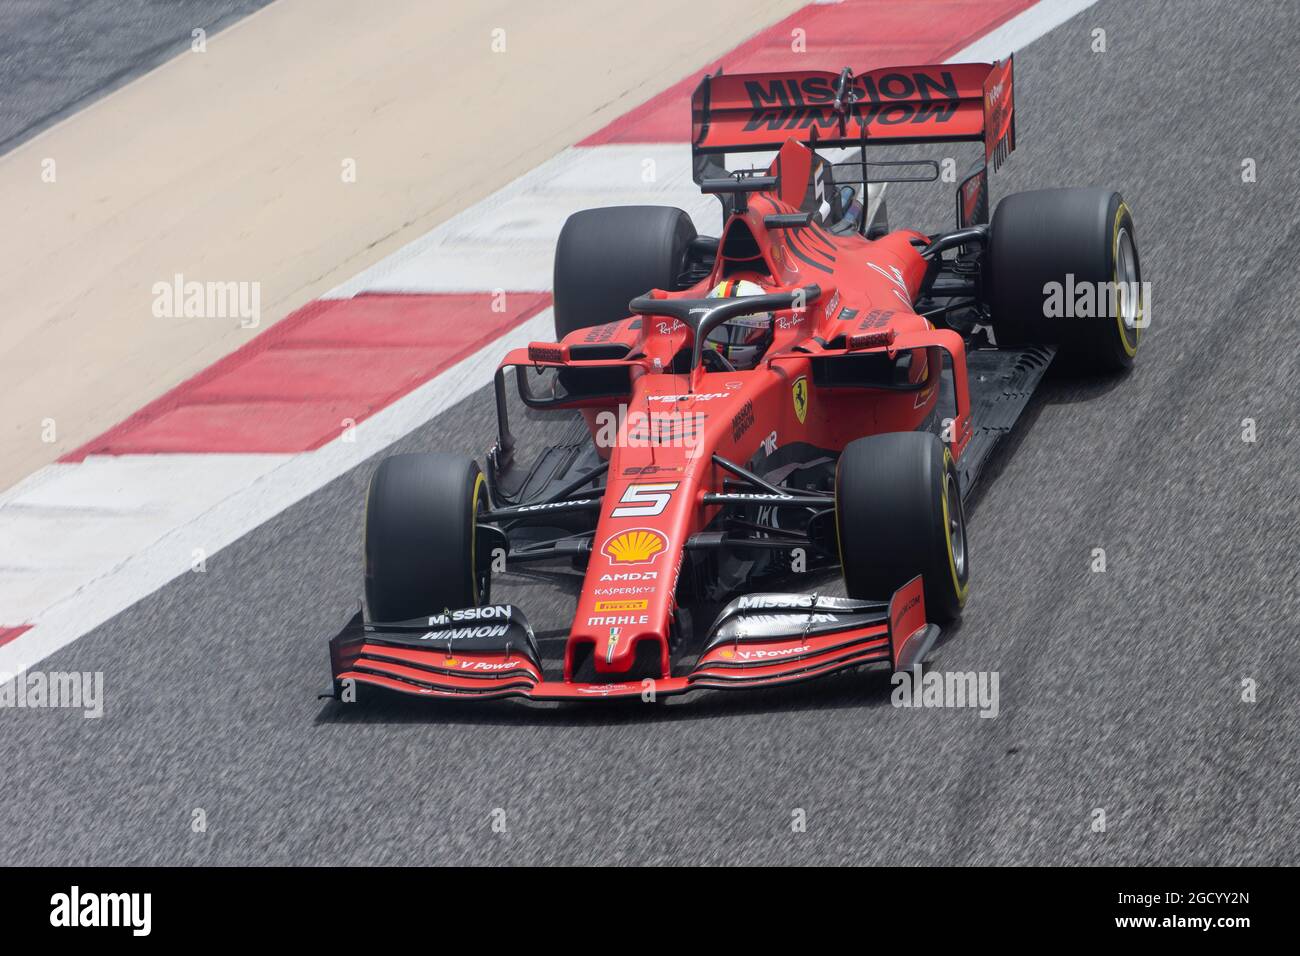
[527,342,569,364]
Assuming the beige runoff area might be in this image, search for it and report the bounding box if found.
[0,0,804,492]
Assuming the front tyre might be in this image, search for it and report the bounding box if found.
[363,453,491,622]
[835,432,969,624]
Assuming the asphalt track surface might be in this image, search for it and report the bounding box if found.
[0,0,272,152]
[3,0,1298,864]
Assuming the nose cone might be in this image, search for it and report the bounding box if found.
[573,524,677,676]
[565,379,728,680]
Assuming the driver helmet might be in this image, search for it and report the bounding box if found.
[703,278,773,369]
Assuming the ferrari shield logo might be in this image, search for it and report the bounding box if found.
[791,376,809,424]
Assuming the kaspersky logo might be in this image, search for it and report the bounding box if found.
[601,528,668,565]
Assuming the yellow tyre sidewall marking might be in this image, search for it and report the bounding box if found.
[1114,202,1140,358]
[941,447,970,604]
[469,471,486,606]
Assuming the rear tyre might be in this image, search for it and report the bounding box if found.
[835,432,969,624]
[552,205,697,340]
[987,187,1143,372]
[363,453,491,622]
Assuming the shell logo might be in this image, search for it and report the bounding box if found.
[601,528,668,565]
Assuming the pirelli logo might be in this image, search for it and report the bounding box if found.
[594,599,649,612]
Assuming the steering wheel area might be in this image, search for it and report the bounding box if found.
[627,284,822,373]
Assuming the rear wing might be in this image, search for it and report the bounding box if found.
[691,58,1015,169]
[691,58,1014,228]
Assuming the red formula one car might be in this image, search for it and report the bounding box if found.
[327,57,1144,703]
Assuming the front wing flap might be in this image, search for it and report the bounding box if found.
[326,578,937,704]
[329,605,545,700]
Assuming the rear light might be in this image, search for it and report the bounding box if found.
[847,329,896,351]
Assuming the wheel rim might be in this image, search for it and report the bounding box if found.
[944,470,967,581]
[1116,226,1140,332]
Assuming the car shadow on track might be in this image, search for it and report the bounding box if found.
[961,366,1130,520]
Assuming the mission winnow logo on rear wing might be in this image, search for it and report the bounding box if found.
[690,61,1009,156]
[742,70,963,132]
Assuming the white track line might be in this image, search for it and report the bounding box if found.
[0,310,552,677]
[0,454,288,623]
[325,145,721,297]
[952,0,1100,62]
[1,0,1101,679]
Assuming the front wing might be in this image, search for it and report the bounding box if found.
[326,577,937,704]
